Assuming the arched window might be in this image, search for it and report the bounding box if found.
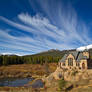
[68,58,73,66]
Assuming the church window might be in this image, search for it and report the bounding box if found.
[68,58,73,66]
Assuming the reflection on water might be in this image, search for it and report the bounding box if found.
[0,78,44,88]
[31,79,44,88]
[0,78,33,87]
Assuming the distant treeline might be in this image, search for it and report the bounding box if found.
[1,49,92,66]
[0,55,62,66]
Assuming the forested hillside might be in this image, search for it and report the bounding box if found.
[0,49,67,65]
[0,49,92,66]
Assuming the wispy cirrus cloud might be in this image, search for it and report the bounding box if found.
[0,0,91,55]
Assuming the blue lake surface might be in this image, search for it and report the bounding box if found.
[0,78,44,88]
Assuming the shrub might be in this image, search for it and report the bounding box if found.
[71,70,78,76]
[58,79,67,91]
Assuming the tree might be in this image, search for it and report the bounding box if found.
[0,56,3,65]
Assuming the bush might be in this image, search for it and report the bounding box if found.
[58,79,67,91]
[71,70,78,76]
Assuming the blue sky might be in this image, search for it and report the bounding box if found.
[0,0,92,55]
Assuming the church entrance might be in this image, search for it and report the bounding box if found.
[82,63,85,69]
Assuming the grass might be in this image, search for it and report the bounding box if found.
[0,63,57,78]
[71,70,78,76]
[58,79,67,91]
[0,63,57,91]
[1,64,92,92]
[0,87,40,92]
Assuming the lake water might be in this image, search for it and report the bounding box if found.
[0,78,44,88]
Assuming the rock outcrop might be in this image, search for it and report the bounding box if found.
[43,67,92,83]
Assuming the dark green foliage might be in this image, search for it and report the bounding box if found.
[0,55,3,65]
[1,48,92,66]
[23,55,62,64]
[58,79,67,91]
[0,55,24,66]
[71,70,78,76]
[0,49,76,66]
[0,55,62,66]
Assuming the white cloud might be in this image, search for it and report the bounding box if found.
[0,0,92,55]
[76,44,92,51]
[18,13,50,27]
[0,29,49,53]
[87,45,92,49]
[1,52,23,56]
[76,46,86,51]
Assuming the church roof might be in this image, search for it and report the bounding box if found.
[59,54,67,62]
[59,51,88,62]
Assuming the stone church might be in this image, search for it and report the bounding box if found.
[58,50,92,69]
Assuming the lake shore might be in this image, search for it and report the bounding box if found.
[0,63,57,91]
[0,64,92,92]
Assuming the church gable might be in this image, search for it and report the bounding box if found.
[66,54,75,60]
[59,50,90,69]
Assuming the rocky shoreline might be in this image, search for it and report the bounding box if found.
[41,67,92,92]
[0,66,92,92]
[43,67,92,82]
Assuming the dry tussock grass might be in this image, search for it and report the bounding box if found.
[0,63,57,78]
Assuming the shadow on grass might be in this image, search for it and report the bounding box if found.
[65,84,73,91]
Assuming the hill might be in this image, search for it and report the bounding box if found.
[0,48,92,66]
[26,49,76,57]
